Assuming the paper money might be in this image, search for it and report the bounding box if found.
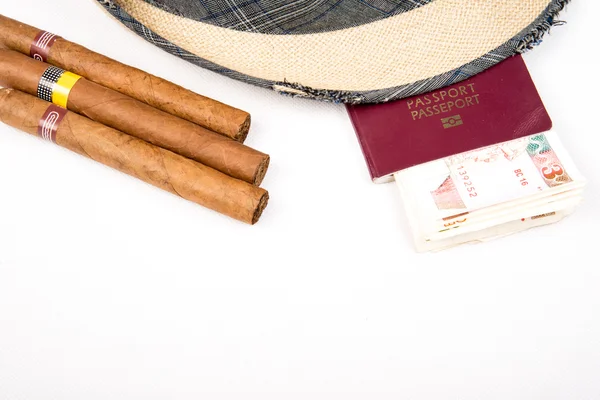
[395,131,586,252]
[420,209,576,252]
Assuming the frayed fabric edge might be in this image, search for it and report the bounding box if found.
[516,0,572,52]
[101,0,571,104]
[274,0,572,103]
[273,81,365,105]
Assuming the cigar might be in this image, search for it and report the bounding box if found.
[0,88,268,224]
[0,14,251,142]
[0,49,269,186]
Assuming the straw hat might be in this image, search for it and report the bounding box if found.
[98,0,570,104]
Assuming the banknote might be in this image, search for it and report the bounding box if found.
[394,130,586,251]
[395,131,585,232]
[426,191,583,241]
[419,208,576,252]
[431,133,574,213]
[396,176,583,240]
[406,193,581,252]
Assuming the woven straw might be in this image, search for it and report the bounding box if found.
[98,0,570,103]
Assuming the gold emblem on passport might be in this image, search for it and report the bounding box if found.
[441,115,463,129]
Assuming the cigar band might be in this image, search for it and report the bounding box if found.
[30,31,61,62]
[37,104,68,144]
[37,66,82,108]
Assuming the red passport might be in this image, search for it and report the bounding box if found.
[346,55,552,183]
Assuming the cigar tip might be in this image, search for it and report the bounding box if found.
[236,114,251,142]
[252,191,269,225]
[253,154,270,186]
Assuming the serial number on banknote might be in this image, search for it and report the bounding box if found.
[514,169,529,186]
[457,166,478,198]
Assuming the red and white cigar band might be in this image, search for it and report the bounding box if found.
[37,104,67,143]
[30,30,61,62]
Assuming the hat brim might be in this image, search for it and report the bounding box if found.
[99,0,570,103]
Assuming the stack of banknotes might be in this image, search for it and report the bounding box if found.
[394,131,586,252]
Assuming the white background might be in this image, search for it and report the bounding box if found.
[1,1,599,399]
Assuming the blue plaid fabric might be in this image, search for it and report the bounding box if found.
[98,0,571,104]
[143,0,432,34]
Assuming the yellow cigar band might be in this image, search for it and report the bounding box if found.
[51,71,82,108]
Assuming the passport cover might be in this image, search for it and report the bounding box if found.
[346,55,552,183]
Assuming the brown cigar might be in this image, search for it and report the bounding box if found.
[0,14,251,142]
[0,49,269,186]
[0,88,268,224]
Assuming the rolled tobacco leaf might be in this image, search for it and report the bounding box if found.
[0,49,269,186]
[0,88,268,224]
[0,14,251,142]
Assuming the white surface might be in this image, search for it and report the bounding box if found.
[0,1,599,399]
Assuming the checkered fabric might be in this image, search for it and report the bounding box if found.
[142,0,433,34]
[97,0,571,104]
